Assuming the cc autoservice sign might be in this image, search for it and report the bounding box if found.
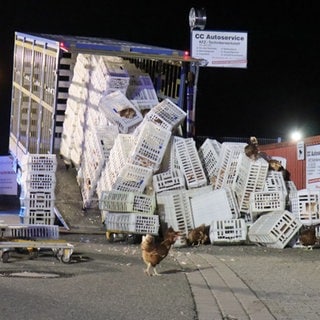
[191,30,247,68]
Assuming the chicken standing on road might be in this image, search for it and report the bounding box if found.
[141,227,180,276]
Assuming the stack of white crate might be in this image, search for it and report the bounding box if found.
[20,154,57,225]
[99,190,159,235]
[60,53,91,168]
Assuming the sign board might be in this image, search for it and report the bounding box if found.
[191,30,247,68]
[0,155,17,195]
[306,144,320,190]
[297,141,305,160]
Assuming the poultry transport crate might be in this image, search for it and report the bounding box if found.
[209,218,247,243]
[99,190,156,215]
[0,224,59,239]
[173,136,207,189]
[190,187,240,227]
[248,210,302,249]
[152,169,186,193]
[21,154,57,172]
[290,189,320,225]
[198,138,221,180]
[144,98,187,131]
[249,191,286,222]
[104,213,160,235]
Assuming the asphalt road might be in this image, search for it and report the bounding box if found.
[0,233,196,320]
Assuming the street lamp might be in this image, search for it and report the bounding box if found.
[290,130,302,142]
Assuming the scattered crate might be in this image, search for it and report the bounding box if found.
[152,169,186,193]
[232,153,269,215]
[190,187,239,227]
[144,98,186,131]
[99,190,156,215]
[248,210,302,249]
[173,136,207,189]
[156,189,194,247]
[264,171,287,195]
[249,191,286,220]
[104,212,160,235]
[198,138,221,182]
[290,189,320,225]
[215,142,247,189]
[111,163,153,193]
[129,121,172,173]
[210,219,247,243]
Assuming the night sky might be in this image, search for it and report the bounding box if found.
[1,1,320,155]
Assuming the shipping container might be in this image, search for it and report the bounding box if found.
[259,135,320,190]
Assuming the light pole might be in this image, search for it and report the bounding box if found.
[187,8,206,137]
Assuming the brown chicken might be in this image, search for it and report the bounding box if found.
[141,227,180,276]
[186,224,209,246]
[299,225,319,250]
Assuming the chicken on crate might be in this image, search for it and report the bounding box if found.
[140,226,180,276]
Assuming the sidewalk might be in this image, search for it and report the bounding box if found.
[174,243,320,320]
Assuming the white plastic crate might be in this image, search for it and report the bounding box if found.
[21,178,56,192]
[129,121,171,172]
[144,98,186,131]
[248,210,302,249]
[21,191,55,210]
[21,154,57,172]
[210,219,247,243]
[104,212,159,235]
[156,189,194,247]
[126,74,159,110]
[290,189,320,225]
[264,171,288,195]
[249,191,286,214]
[190,188,239,227]
[99,190,156,215]
[111,163,153,193]
[24,208,56,225]
[215,142,247,189]
[152,169,186,193]
[232,153,269,215]
[99,90,143,133]
[0,224,59,239]
[173,136,207,189]
[198,138,221,181]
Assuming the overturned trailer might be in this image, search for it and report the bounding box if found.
[9,32,204,165]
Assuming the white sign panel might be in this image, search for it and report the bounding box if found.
[0,155,17,195]
[306,144,320,190]
[191,30,247,68]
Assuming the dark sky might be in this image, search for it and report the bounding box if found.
[1,1,320,154]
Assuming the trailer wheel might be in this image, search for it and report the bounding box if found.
[61,254,71,264]
[2,251,10,263]
[127,234,142,244]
